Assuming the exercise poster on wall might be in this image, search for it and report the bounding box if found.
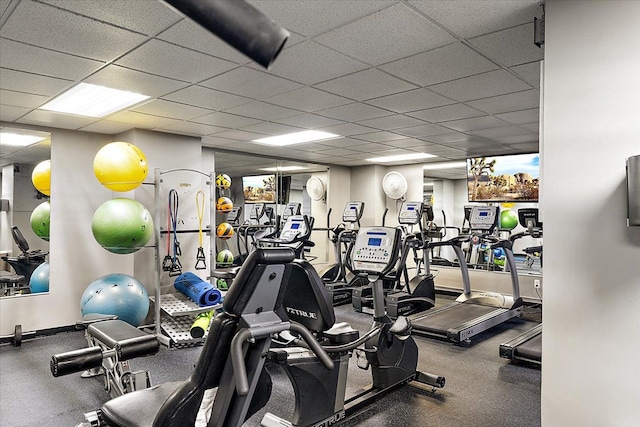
[467,153,540,202]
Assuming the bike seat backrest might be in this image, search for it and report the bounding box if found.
[282,260,336,334]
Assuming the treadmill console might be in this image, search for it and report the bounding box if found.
[282,202,301,220]
[469,206,499,232]
[398,201,424,225]
[351,227,401,275]
[342,201,364,223]
[279,215,309,243]
[518,208,542,232]
[227,206,242,226]
[250,203,265,221]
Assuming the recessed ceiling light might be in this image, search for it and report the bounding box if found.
[423,161,467,170]
[252,130,342,146]
[259,166,308,172]
[39,83,150,118]
[366,152,437,163]
[0,132,47,147]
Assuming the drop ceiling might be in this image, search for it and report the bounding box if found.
[0,0,543,179]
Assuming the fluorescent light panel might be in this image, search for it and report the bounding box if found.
[40,83,150,118]
[0,132,46,147]
[252,130,342,146]
[366,152,437,163]
[259,166,307,172]
[423,161,467,170]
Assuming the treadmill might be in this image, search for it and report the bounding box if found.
[409,206,524,343]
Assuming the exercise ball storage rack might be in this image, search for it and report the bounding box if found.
[149,168,222,348]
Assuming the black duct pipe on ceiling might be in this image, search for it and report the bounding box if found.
[163,0,290,69]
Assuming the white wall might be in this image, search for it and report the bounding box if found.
[350,165,386,226]
[542,1,640,425]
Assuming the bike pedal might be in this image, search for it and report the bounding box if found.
[355,349,370,370]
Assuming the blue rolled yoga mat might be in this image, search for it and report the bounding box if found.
[174,272,222,307]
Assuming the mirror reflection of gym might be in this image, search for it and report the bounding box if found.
[0,126,51,297]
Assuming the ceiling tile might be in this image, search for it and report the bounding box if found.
[440,116,509,132]
[106,111,185,128]
[423,132,479,144]
[466,89,540,114]
[240,122,304,136]
[161,85,252,110]
[511,62,541,88]
[153,122,228,137]
[223,101,300,121]
[0,0,147,61]
[249,0,395,37]
[316,68,417,101]
[312,137,371,149]
[266,40,368,85]
[0,38,104,81]
[348,142,398,152]
[495,108,540,124]
[131,99,213,120]
[40,0,181,36]
[493,134,539,145]
[467,125,533,139]
[190,112,261,128]
[209,129,266,141]
[394,123,451,138]
[116,39,236,83]
[275,114,344,129]
[78,121,134,134]
[351,131,408,143]
[357,114,425,130]
[519,122,540,133]
[505,141,539,152]
[200,67,302,99]
[407,103,485,123]
[314,3,456,65]
[17,110,96,129]
[0,89,49,109]
[316,103,393,122]
[389,138,439,148]
[85,65,189,98]
[365,88,455,113]
[470,23,544,67]
[265,87,352,112]
[429,69,532,102]
[317,122,375,136]
[380,42,499,86]
[409,0,542,39]
[0,104,30,122]
[312,147,363,157]
[0,68,72,96]
[157,19,251,64]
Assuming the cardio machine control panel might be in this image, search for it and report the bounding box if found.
[282,202,301,221]
[342,201,364,223]
[250,203,265,221]
[398,201,424,225]
[227,206,242,226]
[279,215,309,242]
[469,206,499,232]
[351,227,401,275]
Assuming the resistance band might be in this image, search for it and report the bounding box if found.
[162,194,172,271]
[195,190,206,270]
[168,189,182,276]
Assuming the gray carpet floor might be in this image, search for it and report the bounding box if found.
[0,296,541,427]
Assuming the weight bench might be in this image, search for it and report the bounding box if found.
[51,313,160,399]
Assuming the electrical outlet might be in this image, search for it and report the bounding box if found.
[534,279,541,289]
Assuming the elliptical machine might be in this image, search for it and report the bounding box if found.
[264,225,445,426]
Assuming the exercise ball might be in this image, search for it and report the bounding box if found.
[29,262,49,293]
[80,274,149,326]
[216,222,234,240]
[92,198,154,254]
[30,201,51,241]
[31,160,51,196]
[216,249,234,265]
[93,142,148,192]
[215,173,231,190]
[500,209,518,230]
[216,197,233,213]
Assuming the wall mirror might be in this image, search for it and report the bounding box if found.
[0,125,51,297]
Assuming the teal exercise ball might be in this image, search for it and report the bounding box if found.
[500,210,518,230]
[92,198,154,254]
[80,273,149,326]
[30,201,51,241]
[29,262,50,293]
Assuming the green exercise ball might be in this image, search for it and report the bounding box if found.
[30,201,51,241]
[92,198,154,254]
[500,209,519,230]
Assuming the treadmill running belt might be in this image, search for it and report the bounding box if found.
[514,331,542,362]
[412,303,498,335]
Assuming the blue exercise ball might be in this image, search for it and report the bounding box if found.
[29,262,50,293]
[80,274,149,326]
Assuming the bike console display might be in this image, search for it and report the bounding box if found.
[469,206,499,232]
[342,201,364,223]
[398,201,423,225]
[279,215,309,243]
[351,227,401,275]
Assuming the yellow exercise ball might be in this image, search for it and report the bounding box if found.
[93,142,148,192]
[32,160,51,196]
